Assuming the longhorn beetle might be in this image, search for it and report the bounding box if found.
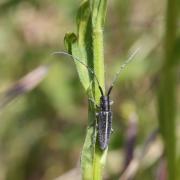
[54,48,139,150]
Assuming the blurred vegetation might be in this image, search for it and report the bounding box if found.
[0,0,179,180]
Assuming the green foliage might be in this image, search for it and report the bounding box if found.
[0,0,179,180]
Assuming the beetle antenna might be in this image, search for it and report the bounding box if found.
[53,51,104,96]
[107,48,140,96]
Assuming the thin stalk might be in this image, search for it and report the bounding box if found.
[158,0,178,179]
[92,29,105,180]
[91,1,107,179]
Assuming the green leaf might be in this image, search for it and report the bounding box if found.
[64,32,90,91]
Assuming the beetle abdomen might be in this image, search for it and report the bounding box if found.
[98,111,112,150]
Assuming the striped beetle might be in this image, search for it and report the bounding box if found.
[54,48,139,150]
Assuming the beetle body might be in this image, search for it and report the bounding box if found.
[94,86,114,150]
[97,96,113,150]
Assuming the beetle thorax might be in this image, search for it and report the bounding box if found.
[100,96,111,111]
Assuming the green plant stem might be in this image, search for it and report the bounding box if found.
[158,0,178,179]
[93,30,105,101]
[91,0,107,179]
[92,29,105,180]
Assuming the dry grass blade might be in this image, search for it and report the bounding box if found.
[121,113,138,174]
[54,168,81,180]
[0,65,49,109]
[120,128,161,180]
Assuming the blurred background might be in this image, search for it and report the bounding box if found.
[0,0,179,180]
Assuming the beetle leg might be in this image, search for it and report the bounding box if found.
[110,100,114,105]
[89,112,99,128]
